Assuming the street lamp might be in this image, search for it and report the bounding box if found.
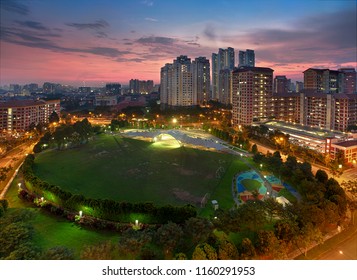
[338,250,355,260]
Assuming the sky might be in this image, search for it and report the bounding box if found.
[0,0,356,87]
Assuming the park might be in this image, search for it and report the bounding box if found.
[1,127,350,260]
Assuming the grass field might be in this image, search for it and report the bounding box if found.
[4,133,250,257]
[5,177,118,258]
[33,134,242,207]
[241,178,262,191]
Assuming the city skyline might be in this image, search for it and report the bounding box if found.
[0,0,356,86]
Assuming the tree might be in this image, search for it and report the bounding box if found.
[217,240,239,260]
[174,252,187,260]
[49,111,60,123]
[0,209,37,259]
[4,242,40,260]
[255,230,286,259]
[184,217,213,245]
[295,223,323,257]
[263,197,284,222]
[239,238,256,260]
[42,246,74,260]
[274,220,298,247]
[0,199,8,211]
[251,144,258,154]
[156,222,183,259]
[117,229,152,259]
[192,243,217,260]
[237,200,266,232]
[315,169,328,184]
[81,241,118,260]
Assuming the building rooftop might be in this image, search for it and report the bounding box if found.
[332,139,357,148]
[233,66,273,73]
[0,99,60,108]
[264,121,347,140]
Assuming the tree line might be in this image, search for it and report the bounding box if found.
[33,118,94,153]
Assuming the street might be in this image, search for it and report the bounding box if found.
[0,141,35,198]
[318,231,357,260]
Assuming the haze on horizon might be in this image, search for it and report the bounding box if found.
[0,0,356,87]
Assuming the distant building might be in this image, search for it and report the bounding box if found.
[238,49,255,67]
[303,68,341,94]
[24,83,38,93]
[192,57,210,105]
[160,55,194,107]
[78,87,91,93]
[212,47,235,101]
[274,75,290,94]
[296,81,304,92]
[129,79,154,94]
[160,63,171,106]
[0,99,60,133]
[105,83,121,95]
[339,68,356,94]
[10,84,21,94]
[95,95,118,106]
[218,69,232,105]
[232,66,274,126]
[43,82,61,94]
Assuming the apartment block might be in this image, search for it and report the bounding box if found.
[0,99,60,133]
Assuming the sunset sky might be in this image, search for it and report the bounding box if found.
[0,0,356,87]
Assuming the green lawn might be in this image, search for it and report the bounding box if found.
[33,134,240,207]
[241,178,262,191]
[5,177,118,258]
[277,188,297,204]
[4,134,253,257]
[199,158,249,217]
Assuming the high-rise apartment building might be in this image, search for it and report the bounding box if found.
[211,53,218,100]
[129,79,154,94]
[192,57,210,105]
[272,92,300,123]
[296,81,304,92]
[333,94,357,132]
[218,69,232,105]
[105,83,121,95]
[212,47,235,102]
[303,68,343,94]
[238,49,255,67]
[160,63,171,106]
[160,55,194,107]
[339,68,356,94]
[274,75,290,94]
[300,91,333,129]
[0,99,60,133]
[232,66,274,126]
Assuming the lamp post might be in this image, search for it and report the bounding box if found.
[338,250,356,260]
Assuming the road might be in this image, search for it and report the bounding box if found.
[318,231,357,260]
[0,141,35,198]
